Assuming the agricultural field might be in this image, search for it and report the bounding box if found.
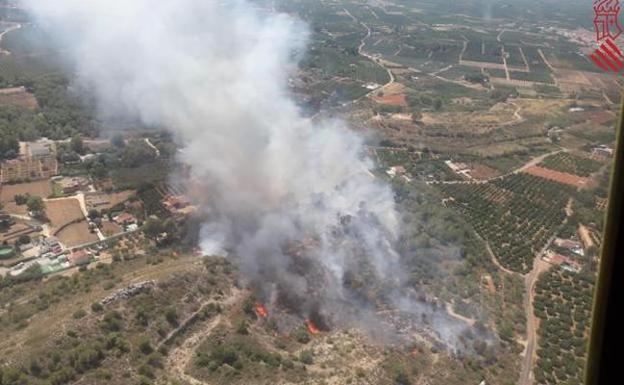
[437,173,574,273]
[538,152,603,177]
[533,268,595,385]
[45,198,84,228]
[0,180,52,215]
[137,185,168,218]
[0,1,617,385]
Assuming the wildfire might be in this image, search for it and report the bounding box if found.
[254,302,268,318]
[305,319,321,335]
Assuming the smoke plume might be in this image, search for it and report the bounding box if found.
[26,0,402,321]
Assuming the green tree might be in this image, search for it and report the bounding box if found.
[111,133,125,148]
[143,218,163,239]
[26,196,45,217]
[71,134,85,155]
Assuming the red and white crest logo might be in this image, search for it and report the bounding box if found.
[594,0,623,41]
[590,0,624,72]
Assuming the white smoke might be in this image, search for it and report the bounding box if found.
[26,0,401,317]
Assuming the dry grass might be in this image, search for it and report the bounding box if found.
[101,221,123,237]
[0,180,52,215]
[56,222,98,247]
[45,198,84,228]
[0,180,52,202]
[469,164,501,180]
[0,87,38,108]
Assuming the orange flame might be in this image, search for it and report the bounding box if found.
[253,302,268,318]
[305,319,321,335]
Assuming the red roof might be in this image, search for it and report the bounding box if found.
[550,254,567,265]
[114,213,137,224]
[68,249,91,265]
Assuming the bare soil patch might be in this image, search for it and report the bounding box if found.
[372,93,406,106]
[524,166,587,188]
[45,198,84,228]
[469,164,501,180]
[100,221,123,237]
[0,87,37,108]
[0,180,52,202]
[0,180,52,215]
[56,222,98,247]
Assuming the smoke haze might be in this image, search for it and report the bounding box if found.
[25,0,404,320]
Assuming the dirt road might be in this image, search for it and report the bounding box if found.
[0,23,21,55]
[518,256,550,385]
[164,287,243,385]
[342,8,394,98]
[429,148,566,185]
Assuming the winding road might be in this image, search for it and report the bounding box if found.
[0,22,21,55]
[429,148,566,186]
[342,8,395,98]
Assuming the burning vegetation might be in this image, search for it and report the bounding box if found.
[253,302,268,318]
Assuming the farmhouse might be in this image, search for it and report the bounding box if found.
[113,212,137,225]
[163,195,195,216]
[386,166,406,177]
[68,249,91,266]
[543,252,582,273]
[591,145,613,161]
[40,236,63,254]
[444,160,472,179]
[553,238,584,256]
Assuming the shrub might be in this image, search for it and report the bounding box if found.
[291,326,310,344]
[138,336,153,355]
[91,302,103,313]
[165,308,178,326]
[73,309,87,319]
[299,349,313,365]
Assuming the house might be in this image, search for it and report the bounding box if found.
[591,145,613,161]
[163,195,190,210]
[113,212,137,225]
[554,238,584,256]
[444,160,473,179]
[162,195,195,216]
[68,249,91,266]
[544,252,582,273]
[40,236,62,254]
[386,166,406,178]
[18,242,34,252]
